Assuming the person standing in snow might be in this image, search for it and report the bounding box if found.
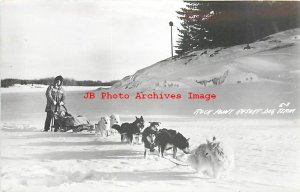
[43,75,66,132]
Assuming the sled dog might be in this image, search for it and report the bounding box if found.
[187,137,234,179]
[111,116,145,143]
[95,116,111,136]
[155,129,190,158]
[142,122,160,158]
[110,114,120,135]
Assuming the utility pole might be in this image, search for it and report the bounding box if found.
[169,21,174,57]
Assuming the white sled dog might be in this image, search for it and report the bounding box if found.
[187,137,234,179]
[110,114,120,135]
[95,116,111,136]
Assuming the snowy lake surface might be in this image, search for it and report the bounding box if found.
[1,88,300,192]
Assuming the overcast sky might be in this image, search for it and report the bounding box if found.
[0,0,185,81]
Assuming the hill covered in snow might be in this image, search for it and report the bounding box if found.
[112,28,300,91]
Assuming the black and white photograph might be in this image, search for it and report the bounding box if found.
[1,0,300,191]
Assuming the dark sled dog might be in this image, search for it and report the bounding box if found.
[111,116,145,143]
[142,122,160,158]
[155,129,190,158]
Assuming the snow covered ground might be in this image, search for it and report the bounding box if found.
[1,119,300,192]
[1,28,299,191]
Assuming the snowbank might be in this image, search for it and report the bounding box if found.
[112,28,300,91]
[1,119,300,192]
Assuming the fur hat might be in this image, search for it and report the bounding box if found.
[54,75,63,82]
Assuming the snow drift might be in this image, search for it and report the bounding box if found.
[112,28,300,91]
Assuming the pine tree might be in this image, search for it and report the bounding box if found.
[176,1,212,54]
[175,7,193,55]
[175,1,300,55]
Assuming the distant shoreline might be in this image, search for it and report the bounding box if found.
[1,78,119,88]
[1,84,109,93]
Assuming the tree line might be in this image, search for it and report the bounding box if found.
[1,78,119,88]
[176,1,300,55]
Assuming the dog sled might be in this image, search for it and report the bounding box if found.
[51,105,94,132]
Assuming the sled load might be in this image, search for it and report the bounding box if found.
[52,105,94,132]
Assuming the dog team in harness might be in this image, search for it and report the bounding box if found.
[43,75,190,156]
[42,75,233,178]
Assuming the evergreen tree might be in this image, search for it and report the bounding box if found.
[175,7,193,55]
[176,1,300,55]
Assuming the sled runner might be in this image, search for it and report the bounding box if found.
[52,105,94,132]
